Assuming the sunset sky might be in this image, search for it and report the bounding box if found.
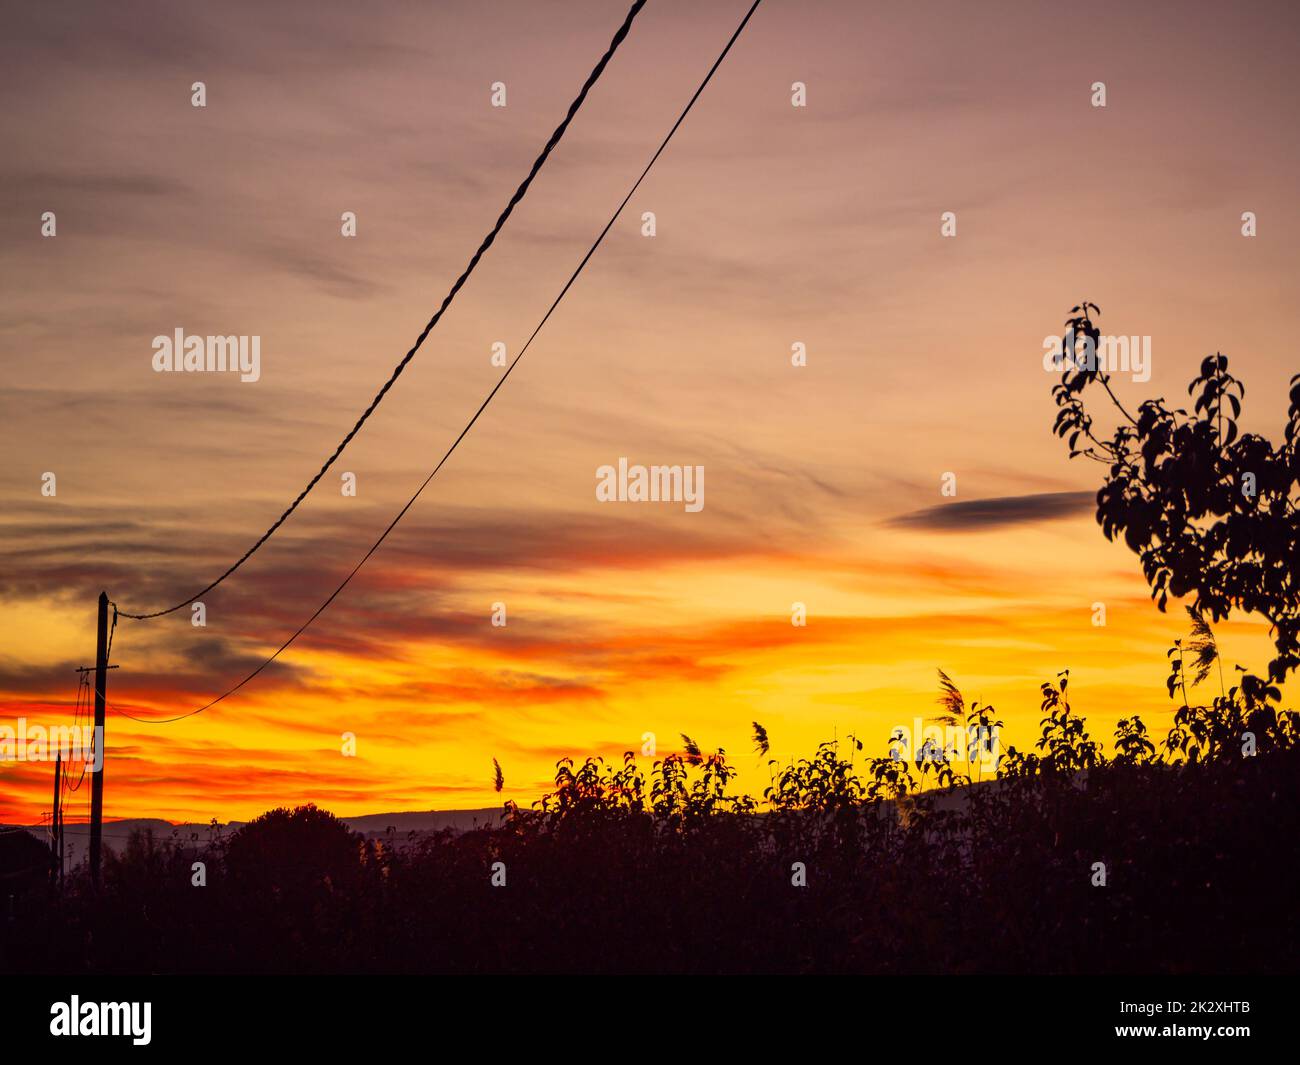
[3,0,1299,824]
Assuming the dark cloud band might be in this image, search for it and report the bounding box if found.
[887,491,1095,531]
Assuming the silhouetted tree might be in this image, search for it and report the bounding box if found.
[1051,303,1300,682]
[224,803,362,901]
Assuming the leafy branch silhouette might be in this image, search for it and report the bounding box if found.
[1051,302,1300,683]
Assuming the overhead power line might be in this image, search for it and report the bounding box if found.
[116,0,765,726]
[115,0,649,621]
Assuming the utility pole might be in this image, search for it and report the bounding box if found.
[89,590,108,888]
[51,753,61,887]
[58,765,64,888]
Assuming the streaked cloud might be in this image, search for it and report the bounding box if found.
[886,491,1096,531]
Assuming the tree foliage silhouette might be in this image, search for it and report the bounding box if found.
[1051,302,1300,682]
[11,681,1300,975]
[224,803,364,900]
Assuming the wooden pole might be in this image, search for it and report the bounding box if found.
[51,752,61,886]
[89,591,108,887]
[58,765,64,888]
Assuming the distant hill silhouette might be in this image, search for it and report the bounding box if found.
[0,807,502,857]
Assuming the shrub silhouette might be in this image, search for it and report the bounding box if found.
[217,803,375,971]
[224,803,363,899]
[6,686,1298,975]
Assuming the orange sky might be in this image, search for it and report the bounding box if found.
[2,0,1298,823]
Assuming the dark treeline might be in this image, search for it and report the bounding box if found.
[3,665,1298,975]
